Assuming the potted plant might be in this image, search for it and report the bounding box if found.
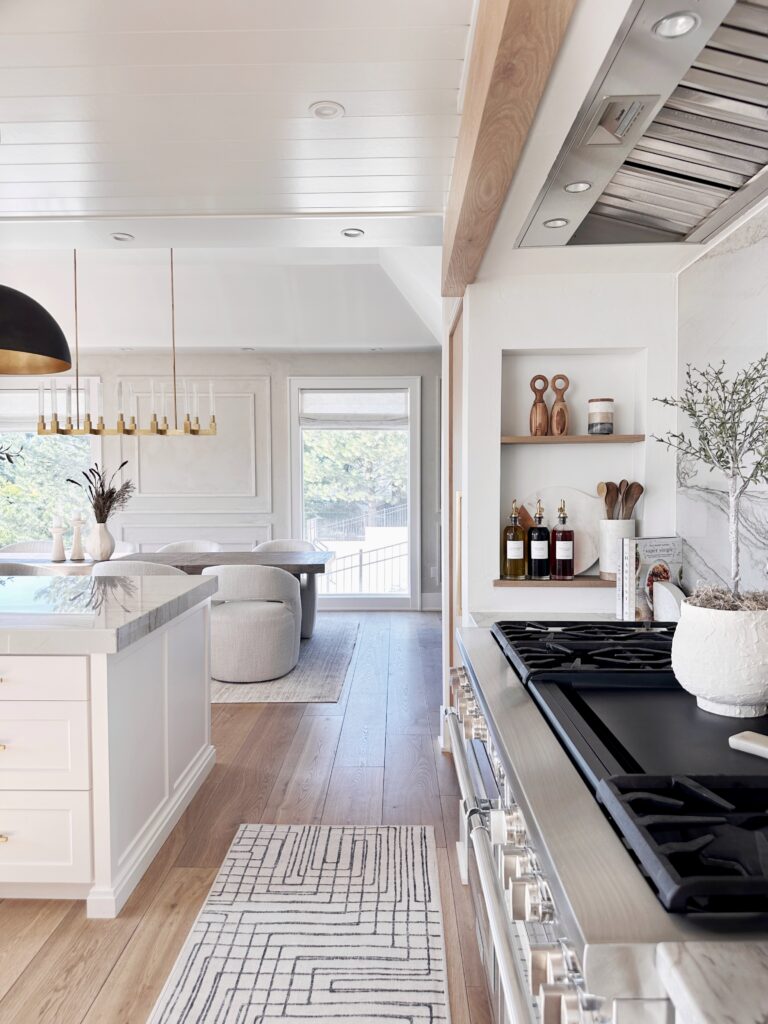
[654,355,768,717]
[67,461,134,562]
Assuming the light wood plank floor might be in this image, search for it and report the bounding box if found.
[0,612,491,1024]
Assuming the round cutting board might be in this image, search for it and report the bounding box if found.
[520,486,601,575]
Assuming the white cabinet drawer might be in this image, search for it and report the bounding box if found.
[0,657,88,701]
[0,702,90,790]
[0,790,91,883]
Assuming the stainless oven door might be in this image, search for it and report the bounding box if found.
[444,708,536,1024]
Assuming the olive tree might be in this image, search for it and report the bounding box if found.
[654,354,768,596]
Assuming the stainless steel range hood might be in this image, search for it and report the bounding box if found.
[519,0,768,247]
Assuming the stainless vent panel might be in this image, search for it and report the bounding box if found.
[519,0,768,247]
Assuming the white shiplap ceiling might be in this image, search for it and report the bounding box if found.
[0,0,472,245]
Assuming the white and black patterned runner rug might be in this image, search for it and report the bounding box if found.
[148,824,449,1023]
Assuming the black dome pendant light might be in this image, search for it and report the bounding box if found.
[0,283,71,374]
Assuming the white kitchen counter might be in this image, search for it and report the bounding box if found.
[0,573,216,918]
[0,573,218,653]
[469,610,616,628]
[657,941,768,1024]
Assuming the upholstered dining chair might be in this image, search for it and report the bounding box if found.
[202,564,301,683]
[92,560,188,577]
[252,538,318,639]
[0,562,49,574]
[156,540,224,553]
[0,540,53,553]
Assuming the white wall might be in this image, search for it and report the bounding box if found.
[677,211,768,591]
[75,349,442,598]
[460,271,678,616]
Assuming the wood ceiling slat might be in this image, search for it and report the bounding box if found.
[0,177,453,198]
[0,138,458,163]
[0,29,468,67]
[0,61,463,97]
[0,0,472,33]
[0,115,461,144]
[0,194,449,215]
[0,91,460,121]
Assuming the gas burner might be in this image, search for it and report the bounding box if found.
[589,645,673,670]
[598,775,768,911]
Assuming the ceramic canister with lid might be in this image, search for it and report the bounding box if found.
[588,397,614,435]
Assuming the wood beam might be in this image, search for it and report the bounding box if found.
[442,0,578,297]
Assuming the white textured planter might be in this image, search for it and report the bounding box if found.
[672,599,768,717]
[85,523,115,562]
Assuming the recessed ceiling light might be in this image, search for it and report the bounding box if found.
[341,227,365,239]
[564,181,592,193]
[309,100,345,120]
[652,11,700,38]
[544,218,569,229]
[110,232,134,242]
[241,347,255,351]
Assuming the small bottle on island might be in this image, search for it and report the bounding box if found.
[527,499,550,580]
[501,500,526,580]
[550,499,575,580]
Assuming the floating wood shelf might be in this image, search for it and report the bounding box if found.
[493,578,614,588]
[501,434,645,445]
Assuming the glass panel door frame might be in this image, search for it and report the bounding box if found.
[289,375,421,610]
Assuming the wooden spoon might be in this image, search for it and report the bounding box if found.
[622,482,644,520]
[604,481,619,520]
[617,479,629,520]
[596,482,609,519]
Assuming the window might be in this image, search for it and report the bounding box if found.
[291,378,421,608]
[0,380,95,546]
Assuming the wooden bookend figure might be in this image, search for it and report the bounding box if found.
[529,374,549,436]
[549,373,570,436]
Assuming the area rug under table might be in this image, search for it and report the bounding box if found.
[211,618,359,704]
[147,823,448,1023]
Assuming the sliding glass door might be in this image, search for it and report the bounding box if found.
[291,378,420,609]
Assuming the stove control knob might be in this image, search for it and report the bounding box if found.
[499,849,529,886]
[537,984,570,1024]
[515,851,537,878]
[507,880,528,921]
[471,716,488,741]
[526,944,555,996]
[559,991,581,1024]
[505,808,526,845]
[546,950,567,983]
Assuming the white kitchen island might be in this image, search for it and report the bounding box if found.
[0,572,217,918]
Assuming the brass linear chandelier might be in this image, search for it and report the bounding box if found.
[38,249,217,437]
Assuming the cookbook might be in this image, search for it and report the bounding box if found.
[620,536,683,621]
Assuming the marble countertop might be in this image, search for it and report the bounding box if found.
[657,941,768,1024]
[0,574,217,654]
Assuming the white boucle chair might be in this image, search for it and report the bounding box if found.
[253,538,318,639]
[156,540,224,553]
[92,560,188,577]
[202,564,301,683]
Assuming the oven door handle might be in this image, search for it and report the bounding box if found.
[470,817,533,1024]
[443,708,476,809]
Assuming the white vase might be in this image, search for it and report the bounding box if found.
[598,519,636,580]
[85,522,115,562]
[672,600,768,717]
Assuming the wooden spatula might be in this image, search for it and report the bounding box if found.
[604,481,619,520]
[622,481,644,520]
[617,479,629,519]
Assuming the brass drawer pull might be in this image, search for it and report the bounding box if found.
[0,835,8,843]
[0,744,5,751]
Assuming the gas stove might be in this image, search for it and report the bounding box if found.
[491,618,768,916]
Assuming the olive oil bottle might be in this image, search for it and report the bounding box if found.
[527,499,550,580]
[550,499,575,581]
[501,500,526,580]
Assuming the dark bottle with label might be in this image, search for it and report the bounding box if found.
[550,499,574,581]
[501,500,526,580]
[527,499,550,580]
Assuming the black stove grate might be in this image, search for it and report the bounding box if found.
[491,620,677,684]
[598,775,768,912]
